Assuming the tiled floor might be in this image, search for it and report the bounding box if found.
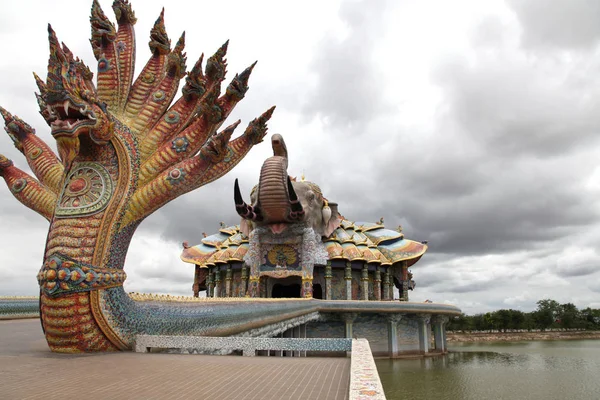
[0,319,350,400]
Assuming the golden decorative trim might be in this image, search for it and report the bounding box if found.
[90,290,129,350]
[90,137,132,351]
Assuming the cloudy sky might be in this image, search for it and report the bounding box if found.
[1,0,599,314]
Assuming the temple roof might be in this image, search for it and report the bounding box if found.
[181,220,427,268]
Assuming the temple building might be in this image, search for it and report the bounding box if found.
[181,220,424,301]
[178,135,459,358]
[180,219,455,358]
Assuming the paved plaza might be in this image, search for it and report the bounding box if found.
[0,319,350,400]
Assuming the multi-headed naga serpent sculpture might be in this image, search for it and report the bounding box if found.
[0,0,278,352]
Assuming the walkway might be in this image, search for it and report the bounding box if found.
[0,319,350,400]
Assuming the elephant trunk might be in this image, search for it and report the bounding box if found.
[257,156,303,223]
[258,156,288,221]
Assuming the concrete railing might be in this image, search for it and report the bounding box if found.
[135,335,352,356]
[349,339,386,400]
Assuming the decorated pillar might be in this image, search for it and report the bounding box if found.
[387,314,403,358]
[374,267,382,301]
[361,264,369,300]
[240,265,248,297]
[192,266,200,297]
[214,269,221,298]
[388,272,395,300]
[225,265,232,297]
[301,278,313,298]
[416,315,431,354]
[207,270,214,298]
[248,277,259,298]
[325,262,332,300]
[345,261,352,300]
[401,261,409,301]
[383,269,391,300]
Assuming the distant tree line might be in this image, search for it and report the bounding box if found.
[447,299,600,332]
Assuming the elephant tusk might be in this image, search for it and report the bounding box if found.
[234,178,244,206]
[287,176,304,221]
[234,178,263,221]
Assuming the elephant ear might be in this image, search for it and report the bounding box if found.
[323,202,342,237]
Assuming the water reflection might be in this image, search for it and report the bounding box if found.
[376,340,600,400]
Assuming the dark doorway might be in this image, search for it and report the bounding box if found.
[272,283,301,298]
[313,284,323,299]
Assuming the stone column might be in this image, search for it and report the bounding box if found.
[416,315,431,355]
[214,269,221,298]
[225,266,232,297]
[387,314,403,358]
[431,316,449,353]
[342,313,358,358]
[361,264,369,300]
[325,262,333,300]
[383,269,391,300]
[240,265,248,297]
[374,268,382,301]
[207,271,214,298]
[401,261,409,301]
[343,313,357,338]
[443,325,448,352]
[345,262,353,300]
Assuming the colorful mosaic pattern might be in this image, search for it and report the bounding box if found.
[182,220,427,268]
[37,253,127,296]
[0,1,274,352]
[350,339,386,400]
[0,297,39,319]
[135,335,352,355]
[55,162,113,217]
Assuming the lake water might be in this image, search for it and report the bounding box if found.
[376,340,600,400]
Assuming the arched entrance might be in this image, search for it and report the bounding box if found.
[313,284,323,299]
[269,276,302,298]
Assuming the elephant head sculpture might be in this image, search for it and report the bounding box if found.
[234,134,342,237]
